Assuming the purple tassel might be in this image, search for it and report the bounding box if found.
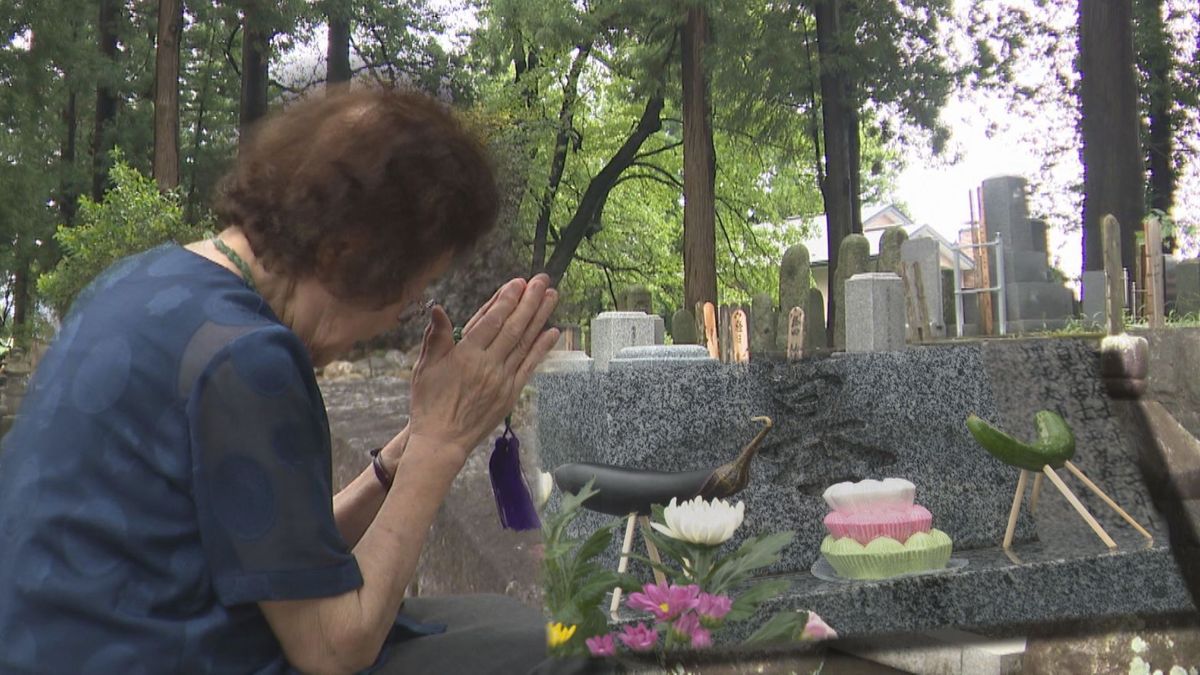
[489,421,541,530]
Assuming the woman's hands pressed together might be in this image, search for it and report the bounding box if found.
[406,274,559,463]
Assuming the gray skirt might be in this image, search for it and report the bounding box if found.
[373,594,621,675]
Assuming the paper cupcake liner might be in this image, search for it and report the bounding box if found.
[820,531,953,580]
[824,505,933,544]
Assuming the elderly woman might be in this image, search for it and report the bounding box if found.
[0,88,588,674]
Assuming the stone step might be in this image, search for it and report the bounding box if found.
[835,628,1025,675]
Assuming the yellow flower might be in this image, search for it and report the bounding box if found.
[547,622,577,649]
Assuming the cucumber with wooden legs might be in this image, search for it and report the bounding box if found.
[965,410,1075,471]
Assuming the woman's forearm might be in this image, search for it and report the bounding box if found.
[333,426,409,547]
[261,433,465,674]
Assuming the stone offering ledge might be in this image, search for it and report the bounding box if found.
[608,530,1189,641]
[536,332,1200,638]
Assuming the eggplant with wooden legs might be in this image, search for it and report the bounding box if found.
[552,416,774,516]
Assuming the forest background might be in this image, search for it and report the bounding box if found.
[1,0,1197,348]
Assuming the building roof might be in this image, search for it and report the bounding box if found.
[783,204,975,271]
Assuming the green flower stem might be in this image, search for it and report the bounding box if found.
[684,544,720,590]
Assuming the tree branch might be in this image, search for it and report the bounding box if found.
[544,93,665,284]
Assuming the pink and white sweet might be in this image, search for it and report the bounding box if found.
[822,478,931,544]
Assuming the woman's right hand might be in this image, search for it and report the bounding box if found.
[405,275,559,463]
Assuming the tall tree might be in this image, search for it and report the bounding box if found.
[1079,0,1143,271]
[813,0,855,344]
[92,0,121,200]
[326,0,352,84]
[681,5,717,311]
[153,0,184,189]
[1135,0,1176,218]
[239,4,271,143]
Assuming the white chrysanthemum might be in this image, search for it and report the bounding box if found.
[536,471,555,509]
[650,495,745,545]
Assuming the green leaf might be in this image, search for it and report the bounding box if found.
[725,578,792,622]
[744,611,809,646]
[706,531,794,594]
[573,519,620,567]
[639,523,694,569]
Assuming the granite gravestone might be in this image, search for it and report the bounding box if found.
[536,344,1034,577]
[845,273,907,353]
[608,344,718,371]
[834,235,871,350]
[977,176,1075,333]
[536,338,1193,638]
[589,311,658,371]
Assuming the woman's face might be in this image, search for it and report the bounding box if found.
[299,253,452,367]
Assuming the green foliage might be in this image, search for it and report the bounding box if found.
[541,479,640,656]
[37,153,211,317]
[743,610,810,646]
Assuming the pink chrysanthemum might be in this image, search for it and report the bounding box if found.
[695,592,732,621]
[585,633,617,657]
[626,582,702,621]
[618,623,659,652]
[690,625,712,649]
[671,611,700,640]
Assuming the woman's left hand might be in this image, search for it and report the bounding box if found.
[405,275,559,461]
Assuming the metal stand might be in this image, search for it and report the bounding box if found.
[953,234,1007,337]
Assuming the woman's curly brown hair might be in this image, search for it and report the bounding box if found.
[214,86,499,307]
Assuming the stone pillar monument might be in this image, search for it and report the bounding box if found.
[980,176,1075,333]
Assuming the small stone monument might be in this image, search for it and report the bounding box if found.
[941,269,957,332]
[835,234,871,350]
[750,293,776,354]
[878,226,909,275]
[804,287,827,352]
[671,308,699,345]
[844,273,906,353]
[617,284,654,314]
[1176,259,1200,316]
[589,311,657,371]
[1081,270,1107,326]
[777,244,811,351]
[901,237,946,338]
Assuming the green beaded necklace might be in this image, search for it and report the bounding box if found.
[211,237,257,293]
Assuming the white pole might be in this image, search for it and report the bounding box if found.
[996,234,1007,336]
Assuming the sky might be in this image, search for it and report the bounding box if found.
[892,0,1199,289]
[893,92,1084,283]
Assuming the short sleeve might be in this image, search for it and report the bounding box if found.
[187,327,362,606]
